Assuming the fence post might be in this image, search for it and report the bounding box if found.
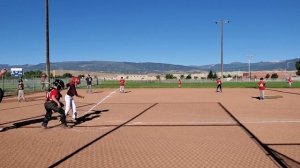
[33,77,35,92]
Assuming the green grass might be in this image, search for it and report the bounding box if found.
[87,80,300,89]
[2,79,299,96]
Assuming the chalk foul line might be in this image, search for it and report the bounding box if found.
[84,89,118,115]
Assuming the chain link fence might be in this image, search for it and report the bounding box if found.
[0,77,73,96]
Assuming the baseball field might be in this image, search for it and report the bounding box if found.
[0,87,299,168]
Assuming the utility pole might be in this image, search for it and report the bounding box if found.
[216,19,230,80]
[46,0,50,89]
[247,56,253,81]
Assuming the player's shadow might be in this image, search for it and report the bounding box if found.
[252,96,261,100]
[71,109,109,126]
[121,91,131,93]
[90,91,104,94]
[267,89,300,95]
[0,116,58,132]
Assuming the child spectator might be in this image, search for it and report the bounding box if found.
[17,80,25,102]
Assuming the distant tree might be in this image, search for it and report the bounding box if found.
[78,74,85,78]
[6,72,11,77]
[24,70,43,78]
[156,75,161,80]
[213,72,218,79]
[271,73,278,79]
[180,74,185,79]
[265,73,270,79]
[62,73,73,78]
[207,70,214,79]
[165,74,176,79]
[296,60,300,75]
[193,76,198,80]
[186,74,192,79]
[227,74,232,78]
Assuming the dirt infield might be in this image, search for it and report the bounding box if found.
[0,88,299,168]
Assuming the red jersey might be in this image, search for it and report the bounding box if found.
[216,79,222,85]
[119,79,125,86]
[47,88,61,101]
[258,81,266,90]
[288,78,293,83]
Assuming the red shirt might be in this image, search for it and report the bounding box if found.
[258,81,266,90]
[119,79,125,86]
[288,78,292,83]
[48,88,61,101]
[216,79,222,85]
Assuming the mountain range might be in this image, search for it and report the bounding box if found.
[1,58,298,74]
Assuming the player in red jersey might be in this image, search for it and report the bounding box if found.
[42,79,69,128]
[287,77,293,88]
[178,79,182,88]
[257,77,266,100]
[216,78,222,92]
[119,77,126,93]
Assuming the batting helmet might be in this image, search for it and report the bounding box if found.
[52,79,65,90]
[71,77,81,85]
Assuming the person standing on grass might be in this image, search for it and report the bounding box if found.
[17,79,26,102]
[258,77,266,100]
[42,79,69,128]
[216,77,222,92]
[178,79,182,88]
[65,77,84,122]
[119,77,126,93]
[85,74,93,93]
[41,74,47,91]
[288,77,293,88]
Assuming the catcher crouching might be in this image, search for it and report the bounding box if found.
[42,79,70,128]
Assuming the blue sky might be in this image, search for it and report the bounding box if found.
[0,0,300,66]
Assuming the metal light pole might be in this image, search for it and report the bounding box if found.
[286,61,292,77]
[216,19,230,80]
[45,0,51,89]
[247,56,253,81]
